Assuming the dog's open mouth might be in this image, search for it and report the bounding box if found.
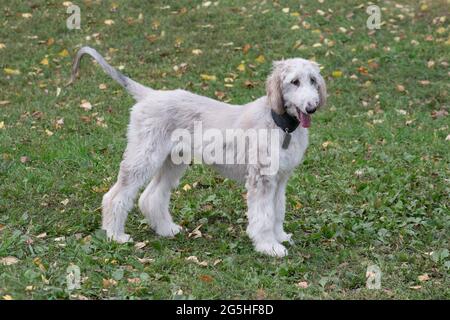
[296,108,311,128]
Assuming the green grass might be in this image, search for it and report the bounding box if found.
[0,0,449,299]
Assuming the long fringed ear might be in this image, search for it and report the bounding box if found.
[266,64,285,114]
[316,73,327,107]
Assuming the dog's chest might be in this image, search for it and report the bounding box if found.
[278,129,308,172]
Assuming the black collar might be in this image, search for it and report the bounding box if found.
[271,109,299,133]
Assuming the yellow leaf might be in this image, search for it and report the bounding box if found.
[282,8,290,13]
[322,141,332,148]
[436,27,446,34]
[40,58,49,66]
[237,63,246,72]
[104,19,115,25]
[4,68,20,75]
[2,295,13,300]
[192,49,203,55]
[290,12,300,17]
[0,43,5,49]
[255,55,265,64]
[45,129,54,136]
[0,121,4,129]
[200,74,216,81]
[291,25,300,30]
[332,70,342,78]
[59,49,69,57]
[183,184,192,191]
[420,4,428,11]
[22,13,32,19]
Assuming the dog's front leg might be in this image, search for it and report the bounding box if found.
[245,169,288,257]
[274,177,294,244]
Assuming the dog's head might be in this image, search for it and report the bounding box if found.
[266,58,327,128]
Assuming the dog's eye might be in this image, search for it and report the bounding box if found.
[310,77,316,85]
[291,79,300,86]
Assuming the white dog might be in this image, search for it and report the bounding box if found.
[70,47,326,257]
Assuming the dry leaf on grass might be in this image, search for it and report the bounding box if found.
[0,256,19,266]
[296,281,309,289]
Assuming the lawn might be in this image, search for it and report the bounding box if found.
[0,0,449,300]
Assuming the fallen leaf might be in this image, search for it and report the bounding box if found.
[40,58,49,66]
[134,241,147,249]
[242,44,251,54]
[182,184,192,191]
[36,232,47,239]
[0,257,19,266]
[0,121,4,129]
[59,49,69,57]
[2,295,13,300]
[99,83,107,90]
[419,80,430,86]
[0,100,10,105]
[200,74,216,81]
[256,288,266,300]
[431,109,448,119]
[322,141,332,148]
[4,68,20,75]
[22,13,32,19]
[20,156,29,163]
[185,256,208,267]
[137,257,154,264]
[409,285,422,290]
[199,274,213,283]
[396,84,405,92]
[45,129,54,136]
[127,277,141,284]
[61,198,69,206]
[237,63,246,72]
[188,224,203,239]
[80,100,92,111]
[255,55,265,64]
[0,43,6,49]
[214,91,225,100]
[296,281,309,289]
[418,274,430,282]
[446,134,450,141]
[55,118,64,129]
[104,19,115,25]
[102,278,117,288]
[192,49,203,55]
[332,70,342,78]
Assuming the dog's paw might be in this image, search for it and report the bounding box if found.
[155,222,183,238]
[275,232,294,245]
[255,242,288,258]
[106,231,133,243]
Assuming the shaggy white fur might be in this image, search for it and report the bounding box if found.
[70,47,327,257]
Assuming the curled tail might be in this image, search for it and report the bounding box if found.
[68,46,152,101]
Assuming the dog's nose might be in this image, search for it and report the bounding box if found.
[305,103,317,114]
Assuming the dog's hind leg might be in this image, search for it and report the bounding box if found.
[101,136,171,243]
[138,158,187,237]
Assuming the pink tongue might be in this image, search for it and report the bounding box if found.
[300,112,311,128]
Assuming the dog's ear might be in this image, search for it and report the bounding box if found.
[266,62,285,114]
[316,73,327,107]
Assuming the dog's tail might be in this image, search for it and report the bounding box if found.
[68,46,152,101]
